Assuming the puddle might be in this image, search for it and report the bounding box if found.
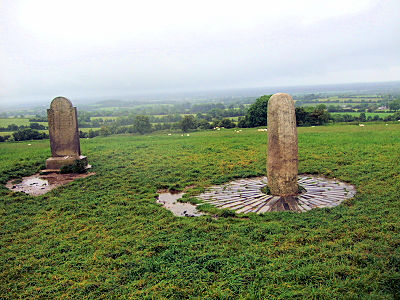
[157,192,203,217]
[6,172,95,196]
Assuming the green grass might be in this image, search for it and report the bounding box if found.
[1,124,400,299]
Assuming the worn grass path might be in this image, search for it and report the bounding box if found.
[0,124,399,299]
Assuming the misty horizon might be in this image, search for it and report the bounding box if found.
[1,80,399,112]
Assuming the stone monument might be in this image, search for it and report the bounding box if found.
[267,93,298,196]
[195,92,356,213]
[45,97,88,170]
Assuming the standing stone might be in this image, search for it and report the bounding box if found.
[267,93,298,196]
[45,97,88,170]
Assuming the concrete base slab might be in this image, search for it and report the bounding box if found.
[45,155,88,170]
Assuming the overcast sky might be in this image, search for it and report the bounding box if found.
[0,0,399,105]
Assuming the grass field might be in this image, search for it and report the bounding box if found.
[0,118,48,130]
[91,114,198,121]
[90,116,118,121]
[0,127,98,137]
[0,118,31,126]
[317,96,382,103]
[0,132,13,137]
[1,124,400,298]
[331,112,393,117]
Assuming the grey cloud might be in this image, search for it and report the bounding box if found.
[0,0,399,104]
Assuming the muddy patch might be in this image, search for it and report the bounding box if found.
[6,172,95,196]
[157,192,203,217]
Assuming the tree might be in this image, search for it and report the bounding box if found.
[307,105,330,125]
[294,105,331,126]
[0,135,10,142]
[219,118,236,129]
[245,95,271,127]
[12,129,48,141]
[295,107,308,126]
[29,122,46,130]
[79,130,88,138]
[88,129,98,138]
[180,115,197,132]
[197,119,212,130]
[238,116,249,128]
[7,124,19,131]
[99,126,111,136]
[359,112,366,122]
[133,115,152,134]
[389,99,400,111]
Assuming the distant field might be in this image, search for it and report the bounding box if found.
[80,127,97,132]
[0,127,97,137]
[331,112,393,117]
[0,118,48,127]
[314,96,382,102]
[299,102,382,107]
[90,116,118,121]
[295,95,385,107]
[0,118,31,126]
[0,132,13,137]
[152,114,196,118]
[318,96,383,102]
[91,114,198,120]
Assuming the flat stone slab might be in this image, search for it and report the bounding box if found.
[157,192,203,217]
[195,175,356,213]
[6,172,95,196]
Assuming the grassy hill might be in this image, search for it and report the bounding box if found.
[1,124,399,298]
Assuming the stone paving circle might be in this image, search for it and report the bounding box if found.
[196,175,356,213]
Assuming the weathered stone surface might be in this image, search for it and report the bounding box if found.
[267,93,298,196]
[45,155,87,170]
[195,175,356,213]
[45,97,87,170]
[48,97,80,157]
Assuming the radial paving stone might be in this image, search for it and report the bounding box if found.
[195,175,356,213]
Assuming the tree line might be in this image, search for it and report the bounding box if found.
[0,122,47,132]
[2,95,400,142]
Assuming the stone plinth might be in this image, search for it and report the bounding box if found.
[45,97,88,171]
[45,155,88,170]
[267,93,298,196]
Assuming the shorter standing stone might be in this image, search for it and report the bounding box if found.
[267,93,298,196]
[45,97,88,171]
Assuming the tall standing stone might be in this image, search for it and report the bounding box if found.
[45,97,88,170]
[267,93,298,196]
